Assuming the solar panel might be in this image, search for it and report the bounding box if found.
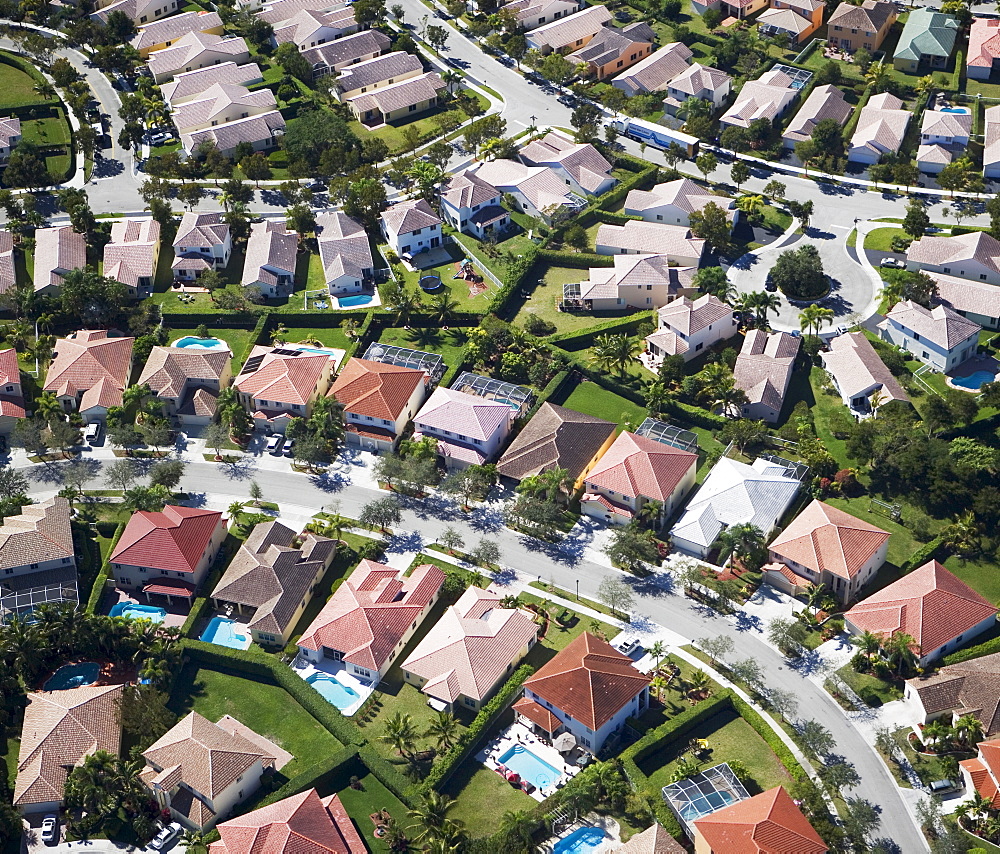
[241,354,265,374]
[636,418,699,454]
[451,371,534,415]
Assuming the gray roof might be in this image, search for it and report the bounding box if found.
[336,51,422,93]
[242,221,298,287]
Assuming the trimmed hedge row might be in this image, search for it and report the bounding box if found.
[595,165,658,213]
[254,746,360,811]
[900,535,946,574]
[537,249,615,270]
[180,535,243,638]
[488,245,540,317]
[728,693,806,783]
[0,49,48,84]
[161,313,262,329]
[943,626,1000,666]
[85,520,126,614]
[358,745,415,805]
[520,368,571,424]
[549,314,651,349]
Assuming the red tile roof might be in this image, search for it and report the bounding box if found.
[0,347,20,386]
[236,346,331,406]
[513,697,564,733]
[44,330,133,410]
[142,578,196,597]
[961,755,1000,808]
[584,431,697,502]
[693,786,827,854]
[329,357,425,422]
[111,506,224,574]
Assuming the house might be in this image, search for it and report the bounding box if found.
[719,67,798,130]
[581,430,697,526]
[0,116,21,163]
[471,160,587,225]
[513,632,650,754]
[612,41,692,96]
[44,330,134,422]
[0,230,14,295]
[763,499,889,602]
[625,178,736,229]
[183,110,286,159]
[440,170,510,240]
[315,211,374,295]
[209,788,366,854]
[847,92,910,165]
[13,685,123,813]
[645,293,735,363]
[566,21,656,81]
[596,221,705,265]
[297,559,445,682]
[138,346,231,427]
[256,0,342,25]
[845,560,998,666]
[103,219,161,298]
[335,51,423,101]
[0,497,76,622]
[503,0,582,31]
[242,221,298,298]
[131,10,224,57]
[878,299,980,372]
[329,357,428,452]
[733,329,800,424]
[235,345,336,433]
[906,230,1000,286]
[663,63,730,116]
[211,520,337,647]
[962,737,1000,809]
[691,0,767,21]
[985,106,1000,179]
[969,17,1000,80]
[607,824,685,854]
[142,712,286,830]
[905,652,1000,744]
[820,331,910,416]
[32,225,86,295]
[171,212,232,281]
[692,786,827,854]
[571,255,694,312]
[0,347,24,435]
[271,6,358,51]
[147,32,250,84]
[893,8,958,73]
[497,401,616,488]
[346,72,446,126]
[670,456,802,558]
[827,0,897,52]
[782,85,852,149]
[302,28,392,79]
[172,80,278,137]
[519,131,616,197]
[402,585,539,712]
[525,5,612,54]
[933,272,1000,330]
[412,386,514,468]
[110,506,227,605]
[92,0,177,25]
[162,62,265,104]
[917,109,972,173]
[757,0,824,44]
[380,198,442,259]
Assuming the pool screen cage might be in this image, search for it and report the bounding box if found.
[662,762,751,838]
[451,372,534,416]
[772,64,813,89]
[1,580,79,625]
[758,453,810,483]
[363,343,445,384]
[636,418,699,454]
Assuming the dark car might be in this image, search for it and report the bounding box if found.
[765,274,777,292]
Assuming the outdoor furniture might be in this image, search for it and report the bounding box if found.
[369,809,391,829]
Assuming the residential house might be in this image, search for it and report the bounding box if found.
[138,346,232,427]
[302,28,392,79]
[693,786,827,854]
[513,632,651,754]
[691,0,767,21]
[271,6,358,51]
[102,219,161,298]
[256,0,342,25]
[234,345,336,433]
[519,131,616,197]
[893,8,958,73]
[827,0,897,52]
[969,17,1000,80]
[380,198,442,259]
[962,737,1000,809]
[581,430,697,526]
[0,116,21,163]
[0,230,14,295]
[845,560,998,666]
[645,293,735,363]
[211,520,337,647]
[719,67,798,130]
[980,107,1000,179]
[183,110,286,159]
[110,506,227,605]
[820,331,911,416]
[847,92,911,165]
[933,272,1000,330]
[572,253,695,311]
[147,32,251,84]
[878,299,980,372]
[335,51,423,102]
[472,160,587,224]
[503,0,582,31]
[757,0,824,44]
[172,82,279,148]
[566,21,656,80]
[663,63,730,116]
[315,211,374,296]
[905,652,1000,741]
[625,177,736,229]
[612,42,693,96]
[402,585,539,712]
[917,109,972,173]
[171,212,232,281]
[131,10,224,57]
[346,72,446,125]
[142,712,286,830]
[329,357,428,452]
[13,685,123,813]
[162,62,264,105]
[906,230,1000,286]
[733,329,800,424]
[670,456,802,558]
[0,348,25,435]
[606,825,685,854]
[763,500,890,602]
[208,789,366,854]
[412,386,514,468]
[43,330,134,422]
[297,559,445,682]
[497,401,616,488]
[440,170,510,240]
[0,497,76,622]
[32,225,86,296]
[92,0,177,25]
[525,5,612,54]
[242,221,299,298]
[782,85,852,149]
[595,220,705,265]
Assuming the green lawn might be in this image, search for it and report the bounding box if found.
[863,227,903,253]
[21,113,71,148]
[0,58,48,107]
[944,553,1000,605]
[334,769,419,853]
[514,261,635,335]
[835,664,903,708]
[0,729,18,789]
[517,592,616,661]
[441,752,535,837]
[390,241,495,314]
[162,325,255,372]
[450,227,538,284]
[276,325,354,351]
[550,376,646,427]
[377,325,471,369]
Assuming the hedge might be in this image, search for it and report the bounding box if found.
[536,249,615,270]
[900,535,946,574]
[253,746,360,811]
[943,626,1000,665]
[595,165,658,213]
[488,245,540,317]
[358,745,416,806]
[161,313,262,329]
[549,314,652,349]
[520,368,571,424]
[728,694,807,783]
[85,520,126,614]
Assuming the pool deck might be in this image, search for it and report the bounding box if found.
[946,353,999,393]
[475,722,584,802]
[541,812,621,854]
[108,589,187,629]
[291,653,375,717]
[203,614,253,650]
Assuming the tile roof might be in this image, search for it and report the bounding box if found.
[172,82,276,133]
[103,218,160,289]
[970,17,1000,69]
[907,651,1000,737]
[0,346,19,387]
[783,85,852,145]
[0,115,20,148]
[820,331,910,406]
[581,253,695,301]
[162,62,264,105]
[519,131,613,195]
[243,220,298,287]
[236,345,331,406]
[961,754,1000,808]
[522,632,650,731]
[667,62,729,98]
[174,211,230,249]
[414,386,512,441]
[917,143,955,166]
[402,585,538,704]
[301,28,391,70]
[178,386,220,419]
[846,560,998,654]
[894,7,958,62]
[827,0,895,32]
[567,21,655,69]
[183,109,286,154]
[921,108,972,139]
[0,229,15,295]
[693,786,827,854]
[258,0,337,25]
[907,230,1000,276]
[850,92,910,157]
[527,5,611,50]
[336,50,422,93]
[139,346,229,401]
[112,506,224,574]
[298,560,445,671]
[733,329,800,413]
[721,68,796,128]
[608,824,685,854]
[33,225,86,292]
[657,293,732,336]
[44,330,133,411]
[348,72,445,116]
[596,221,705,259]
[0,495,73,573]
[329,357,425,422]
[315,211,373,283]
[272,6,356,45]
[147,32,249,81]
[880,299,981,350]
[131,10,222,51]
[625,177,735,221]
[512,697,563,732]
[757,7,813,35]
[611,41,693,94]
[381,198,441,236]
[441,169,500,210]
[585,430,697,501]
[14,684,124,807]
[933,272,1000,320]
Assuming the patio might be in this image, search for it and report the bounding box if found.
[540,814,621,854]
[108,588,187,630]
[291,653,375,717]
[474,721,586,802]
[400,245,453,271]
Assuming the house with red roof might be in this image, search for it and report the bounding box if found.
[110,506,227,605]
[581,430,697,527]
[763,499,890,604]
[961,736,1000,810]
[845,560,998,666]
[235,345,337,434]
[412,386,515,469]
[297,559,445,683]
[43,330,134,424]
[0,347,25,434]
[513,631,650,754]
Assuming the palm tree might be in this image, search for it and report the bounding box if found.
[718,522,765,568]
[228,501,245,520]
[430,291,460,326]
[687,670,710,698]
[956,713,985,748]
[378,711,418,759]
[942,510,982,558]
[440,69,462,93]
[884,631,919,677]
[34,391,64,424]
[390,287,421,326]
[34,82,56,101]
[649,640,666,671]
[921,718,951,749]
[497,810,534,850]
[637,499,663,529]
[736,194,765,223]
[967,789,995,824]
[749,290,781,329]
[799,304,834,339]
[803,583,826,615]
[425,711,460,752]
[591,333,637,376]
[676,97,711,125]
[851,630,882,667]
[650,673,669,702]
[407,791,460,844]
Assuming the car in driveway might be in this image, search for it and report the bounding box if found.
[266,434,282,454]
[880,257,905,268]
[149,822,182,850]
[613,636,643,657]
[282,438,295,457]
[40,814,58,845]
[84,422,102,445]
[765,273,777,292]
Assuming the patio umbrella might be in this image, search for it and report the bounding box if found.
[554,732,577,753]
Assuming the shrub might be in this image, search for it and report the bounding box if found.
[523,315,556,336]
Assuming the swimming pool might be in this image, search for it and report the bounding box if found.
[953,370,996,390]
[291,345,340,357]
[679,788,734,820]
[174,336,230,351]
[940,107,971,114]
[200,617,251,650]
[553,827,609,854]
[306,673,361,712]
[109,602,166,623]
[338,294,373,308]
[498,744,561,789]
[44,662,100,691]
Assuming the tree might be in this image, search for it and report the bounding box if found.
[597,574,635,618]
[439,526,464,554]
[4,142,51,189]
[688,201,732,253]
[718,522,766,570]
[467,539,499,569]
[123,484,170,512]
[902,199,931,239]
[763,179,786,202]
[730,160,751,191]
[820,760,860,793]
[937,156,982,197]
[604,524,661,572]
[693,266,735,301]
[797,719,835,758]
[104,458,138,492]
[408,791,461,844]
[176,182,204,211]
[842,798,880,848]
[810,118,844,160]
[359,495,402,531]
[149,459,185,490]
[771,245,826,300]
[538,52,574,85]
[440,464,497,507]
[241,152,273,187]
[425,711,460,752]
[697,634,734,665]
[767,616,807,657]
[799,303,835,338]
[695,151,718,182]
[591,333,638,376]
[59,269,128,328]
[378,711,418,758]
[0,466,28,502]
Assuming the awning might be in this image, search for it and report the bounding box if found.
[513,697,561,734]
[143,578,196,598]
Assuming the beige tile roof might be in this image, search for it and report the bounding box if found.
[103,218,160,289]
[173,211,230,250]
[921,108,972,139]
[236,345,330,406]
[348,72,445,116]
[441,169,500,210]
[585,430,697,502]
[329,357,425,421]
[916,143,954,166]
[969,17,1000,69]
[667,62,729,98]
[183,110,285,154]
[242,220,298,287]
[527,5,611,50]
[147,32,249,81]
[272,6,356,45]
[596,220,705,260]
[519,131,613,195]
[657,293,732,336]
[503,0,578,24]
[132,10,222,51]
[612,41,692,94]
[0,116,20,148]
[315,211,373,283]
[0,229,15,295]
[607,824,685,854]
[567,21,655,69]
[907,651,1000,737]
[933,271,1000,320]
[381,198,441,235]
[0,496,73,572]
[172,82,276,133]
[581,254,694,301]
[733,329,799,412]
[850,92,910,157]
[880,299,981,350]
[625,177,735,221]
[139,345,229,401]
[783,85,852,145]
[907,230,1000,275]
[474,160,585,215]
[301,28,391,70]
[33,226,86,292]
[336,51,422,93]
[721,68,796,128]
[44,330,133,411]
[821,331,910,406]
[162,61,264,105]
[258,0,337,25]
[757,7,813,35]
[828,0,895,32]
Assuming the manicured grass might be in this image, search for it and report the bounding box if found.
[517,261,634,335]
[944,553,1000,606]
[0,730,18,789]
[441,755,535,837]
[517,592,616,662]
[21,113,71,148]
[377,325,471,369]
[0,59,48,108]
[162,325,255,371]
[551,376,646,427]
[276,325,354,351]
[346,92,488,155]
[391,241,496,314]
[863,227,903,253]
[835,664,903,707]
[334,770,418,853]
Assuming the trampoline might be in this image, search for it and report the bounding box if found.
[419,275,442,292]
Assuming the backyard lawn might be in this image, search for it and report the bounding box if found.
[334,768,418,853]
[274,324,354,351]
[512,261,633,335]
[863,228,903,253]
[390,241,497,314]
[377,324,471,370]
[162,325,255,371]
[945,553,1000,605]
[441,749,535,837]
[550,376,645,427]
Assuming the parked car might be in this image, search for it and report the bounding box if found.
[147,131,172,146]
[765,273,777,292]
[613,636,642,657]
[84,422,102,444]
[266,434,282,454]
[929,778,958,794]
[880,257,905,268]
[306,179,326,192]
[40,815,58,845]
[835,324,849,337]
[149,822,182,850]
[282,438,295,457]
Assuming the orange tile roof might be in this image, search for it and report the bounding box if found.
[584,431,697,502]
[236,346,330,406]
[329,357,425,422]
[111,506,224,575]
[693,786,827,854]
[44,330,133,409]
[513,697,563,733]
[961,756,1000,808]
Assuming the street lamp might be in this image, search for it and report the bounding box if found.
[576,579,579,601]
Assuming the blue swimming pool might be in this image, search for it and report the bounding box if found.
[953,370,996,390]
[44,662,100,691]
[553,827,609,854]
[109,602,166,623]
[940,107,971,115]
[338,294,373,308]
[174,336,229,351]
[292,345,339,357]
[200,617,250,649]
[498,744,561,789]
[306,673,361,712]
[679,789,734,821]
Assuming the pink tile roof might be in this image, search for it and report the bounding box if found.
[414,386,511,442]
[329,357,424,422]
[0,347,19,387]
[33,226,86,292]
[969,17,1000,69]
[44,330,133,410]
[694,786,827,854]
[584,430,697,502]
[236,345,331,406]
[111,506,224,574]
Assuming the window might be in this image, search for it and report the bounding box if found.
[409,104,417,112]
[982,274,988,281]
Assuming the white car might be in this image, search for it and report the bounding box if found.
[282,438,295,457]
[40,814,58,844]
[835,324,849,337]
[880,257,905,268]
[266,434,282,454]
[613,636,642,657]
[84,422,102,444]
[149,822,182,850]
